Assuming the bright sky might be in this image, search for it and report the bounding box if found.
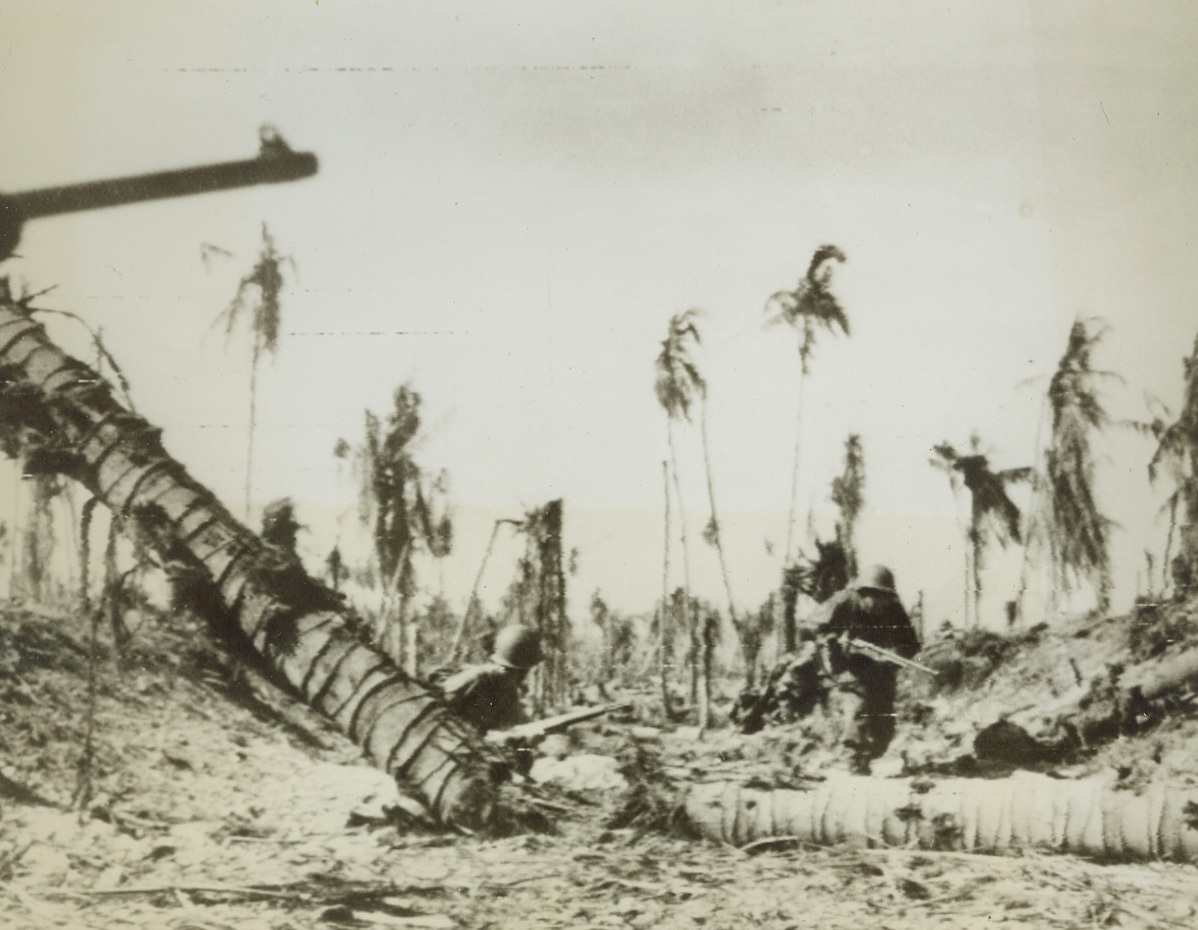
[2,2,1196,631]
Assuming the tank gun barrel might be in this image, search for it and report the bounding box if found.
[0,130,318,259]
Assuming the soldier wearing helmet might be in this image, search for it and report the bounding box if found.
[435,624,543,734]
[815,564,920,772]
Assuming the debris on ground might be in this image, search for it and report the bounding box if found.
[4,601,1198,928]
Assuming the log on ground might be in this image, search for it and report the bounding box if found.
[683,773,1198,862]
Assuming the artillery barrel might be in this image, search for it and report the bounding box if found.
[5,150,318,220]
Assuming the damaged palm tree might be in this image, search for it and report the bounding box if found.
[1037,319,1118,612]
[931,436,1031,627]
[765,244,850,572]
[211,223,293,520]
[830,433,865,581]
[339,384,453,675]
[654,311,701,710]
[778,443,860,644]
[683,772,1198,861]
[0,298,510,829]
[1148,326,1198,597]
[654,309,738,726]
[504,500,568,712]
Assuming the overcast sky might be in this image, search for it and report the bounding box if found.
[3,2,1197,629]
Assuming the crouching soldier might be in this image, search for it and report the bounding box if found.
[434,624,543,737]
[816,564,920,773]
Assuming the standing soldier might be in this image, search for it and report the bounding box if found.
[816,564,920,773]
[434,624,543,735]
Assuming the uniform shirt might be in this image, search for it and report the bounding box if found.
[820,588,920,659]
[436,662,526,733]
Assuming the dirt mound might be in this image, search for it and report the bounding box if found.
[890,600,1198,782]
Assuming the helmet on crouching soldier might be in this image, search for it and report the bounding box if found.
[490,624,544,670]
[853,564,897,595]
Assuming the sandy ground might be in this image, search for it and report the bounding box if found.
[2,605,1198,930]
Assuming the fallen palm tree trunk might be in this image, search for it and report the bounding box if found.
[1125,648,1198,701]
[0,300,506,829]
[683,773,1198,861]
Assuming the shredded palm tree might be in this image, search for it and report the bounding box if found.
[1147,326,1198,593]
[653,310,740,723]
[501,500,568,711]
[1038,319,1119,610]
[212,224,294,517]
[765,244,850,376]
[654,311,703,718]
[830,433,865,579]
[654,309,705,423]
[339,384,453,671]
[931,436,1031,626]
[765,244,850,625]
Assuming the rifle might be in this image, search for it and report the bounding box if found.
[844,637,938,677]
[487,702,631,744]
[0,128,318,260]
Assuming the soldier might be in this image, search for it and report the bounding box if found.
[816,564,920,773]
[435,624,543,735]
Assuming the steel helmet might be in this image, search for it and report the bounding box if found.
[854,564,896,594]
[491,624,543,670]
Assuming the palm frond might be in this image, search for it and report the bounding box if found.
[200,242,233,269]
[830,434,865,523]
[806,244,847,281]
[654,310,706,421]
[935,441,1030,548]
[929,442,962,492]
[763,290,798,324]
[930,442,958,466]
[213,224,291,361]
[763,245,849,368]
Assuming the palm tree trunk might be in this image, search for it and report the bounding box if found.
[963,542,973,629]
[688,623,699,708]
[667,421,695,706]
[971,529,983,629]
[659,459,674,721]
[784,369,808,566]
[0,302,504,828]
[683,774,1198,861]
[699,404,737,621]
[780,368,809,653]
[1015,401,1050,624]
[400,558,418,679]
[699,612,714,735]
[244,342,259,520]
[377,542,411,669]
[445,518,507,664]
[698,401,738,730]
[8,462,19,597]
